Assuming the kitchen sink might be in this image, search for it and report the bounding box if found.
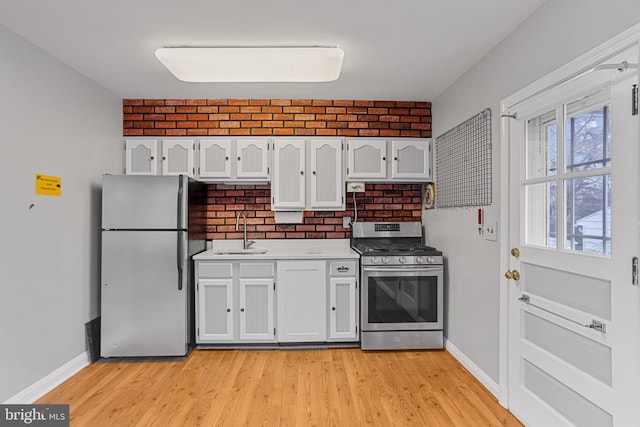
[213,249,268,255]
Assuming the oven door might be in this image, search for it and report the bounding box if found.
[361,265,443,331]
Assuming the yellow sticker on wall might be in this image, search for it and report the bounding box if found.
[35,174,62,196]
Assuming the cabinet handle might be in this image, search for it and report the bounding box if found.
[225,156,229,160]
[226,308,231,313]
[332,307,336,311]
[300,171,304,175]
[241,308,245,312]
[394,157,398,161]
[238,156,241,161]
[312,171,316,175]
[150,156,155,160]
[337,266,349,272]
[382,156,386,161]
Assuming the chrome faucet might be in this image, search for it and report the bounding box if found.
[235,211,256,249]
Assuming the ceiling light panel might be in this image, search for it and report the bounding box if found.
[155,47,344,83]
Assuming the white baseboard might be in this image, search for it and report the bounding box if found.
[445,338,500,399]
[4,351,91,404]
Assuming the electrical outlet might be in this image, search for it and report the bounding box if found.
[347,182,365,192]
[484,221,498,242]
[342,216,352,228]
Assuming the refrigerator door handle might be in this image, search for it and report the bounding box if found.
[177,232,185,291]
[177,176,185,230]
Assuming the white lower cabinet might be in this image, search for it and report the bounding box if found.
[276,260,327,342]
[196,257,359,345]
[328,260,358,341]
[196,261,275,344]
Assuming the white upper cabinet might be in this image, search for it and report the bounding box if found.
[125,138,196,177]
[346,139,387,179]
[198,137,269,182]
[346,138,432,182]
[198,138,232,179]
[272,137,345,211]
[236,139,269,179]
[125,139,159,175]
[161,138,195,177]
[272,139,306,210]
[391,139,431,180]
[309,138,344,209]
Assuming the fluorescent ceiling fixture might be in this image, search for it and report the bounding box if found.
[155,47,344,82]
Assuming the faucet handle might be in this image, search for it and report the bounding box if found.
[246,240,256,249]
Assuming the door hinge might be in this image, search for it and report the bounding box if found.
[633,256,639,285]
[274,328,276,336]
[197,327,200,337]
[584,319,606,333]
[347,167,349,175]
[633,84,639,116]
[355,326,358,334]
[273,282,276,290]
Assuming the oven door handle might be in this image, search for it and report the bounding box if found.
[362,266,442,273]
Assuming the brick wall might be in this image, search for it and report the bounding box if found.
[123,98,430,240]
[123,99,431,138]
[197,183,424,240]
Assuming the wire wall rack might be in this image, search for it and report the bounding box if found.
[435,108,492,208]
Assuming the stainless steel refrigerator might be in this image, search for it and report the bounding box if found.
[100,174,206,357]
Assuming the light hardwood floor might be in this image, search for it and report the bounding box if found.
[37,348,523,426]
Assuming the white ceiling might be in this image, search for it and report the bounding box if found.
[0,0,546,101]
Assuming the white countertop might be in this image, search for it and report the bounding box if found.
[193,238,360,260]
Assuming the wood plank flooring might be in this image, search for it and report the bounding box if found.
[37,348,523,426]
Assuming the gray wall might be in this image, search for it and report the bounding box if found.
[0,24,121,402]
[426,0,640,383]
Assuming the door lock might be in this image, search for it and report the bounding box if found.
[504,269,520,281]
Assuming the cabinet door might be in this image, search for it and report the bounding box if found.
[277,261,326,342]
[328,277,357,341]
[309,138,344,209]
[272,139,306,210]
[347,139,387,179]
[391,139,431,179]
[197,279,233,341]
[125,139,159,175]
[239,278,275,341]
[198,138,232,179]
[162,139,195,177]
[236,138,269,180]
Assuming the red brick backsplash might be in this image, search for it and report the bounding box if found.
[123,99,432,138]
[124,98,429,240]
[193,183,424,240]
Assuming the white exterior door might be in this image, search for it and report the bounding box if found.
[506,45,640,427]
[161,138,194,177]
[309,138,344,209]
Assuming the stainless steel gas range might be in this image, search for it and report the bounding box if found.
[351,222,444,350]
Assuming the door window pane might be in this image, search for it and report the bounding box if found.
[526,111,557,179]
[565,175,611,255]
[565,97,611,172]
[525,182,557,248]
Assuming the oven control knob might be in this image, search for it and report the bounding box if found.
[382,257,389,264]
[416,257,424,263]
[399,256,407,264]
[373,257,381,264]
[427,256,435,264]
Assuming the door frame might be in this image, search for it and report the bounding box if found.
[498,22,640,407]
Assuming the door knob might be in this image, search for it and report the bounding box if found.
[511,248,520,258]
[504,269,520,280]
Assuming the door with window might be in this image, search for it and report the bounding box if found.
[507,45,640,426]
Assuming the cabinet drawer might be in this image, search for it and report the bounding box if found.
[329,261,357,276]
[239,262,274,278]
[197,262,232,278]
